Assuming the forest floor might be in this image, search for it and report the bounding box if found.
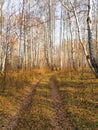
[0,69,98,130]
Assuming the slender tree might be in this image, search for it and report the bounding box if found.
[87,0,98,77]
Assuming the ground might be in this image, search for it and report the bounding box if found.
[0,69,98,130]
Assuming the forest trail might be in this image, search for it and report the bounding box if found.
[2,75,73,130]
[1,71,98,130]
[50,76,72,130]
[2,79,42,130]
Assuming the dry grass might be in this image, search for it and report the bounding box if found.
[56,68,98,130]
[0,68,98,129]
[16,78,54,130]
[0,69,44,129]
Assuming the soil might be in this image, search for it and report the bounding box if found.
[50,77,73,130]
[2,76,73,130]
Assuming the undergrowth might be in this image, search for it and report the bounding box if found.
[16,78,54,130]
[56,68,98,130]
[0,69,47,129]
[0,68,98,130]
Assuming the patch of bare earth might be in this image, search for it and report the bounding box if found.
[50,77,73,130]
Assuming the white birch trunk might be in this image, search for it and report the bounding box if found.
[70,1,98,77]
[2,55,6,72]
[87,0,98,77]
[60,4,63,69]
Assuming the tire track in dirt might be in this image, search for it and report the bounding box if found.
[50,76,72,130]
[2,75,73,130]
[15,77,54,130]
[2,78,42,130]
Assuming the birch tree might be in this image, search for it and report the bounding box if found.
[60,0,98,77]
[87,0,98,77]
[0,0,5,71]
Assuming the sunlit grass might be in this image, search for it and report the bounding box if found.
[16,78,54,130]
[0,69,44,129]
[0,68,98,129]
[57,69,98,130]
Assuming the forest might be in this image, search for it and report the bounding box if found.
[0,0,98,130]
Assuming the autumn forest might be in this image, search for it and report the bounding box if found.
[0,0,98,130]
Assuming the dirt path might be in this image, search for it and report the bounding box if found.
[2,76,73,130]
[50,77,72,130]
[2,79,42,130]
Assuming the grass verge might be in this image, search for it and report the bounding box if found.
[57,70,98,130]
[0,69,43,129]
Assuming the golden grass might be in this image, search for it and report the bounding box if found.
[0,69,44,129]
[56,69,98,130]
[0,67,98,129]
[16,78,54,130]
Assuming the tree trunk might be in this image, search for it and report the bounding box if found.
[96,21,98,62]
[70,0,98,77]
[87,0,98,77]
[68,12,76,70]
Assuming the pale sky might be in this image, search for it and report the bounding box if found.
[3,0,22,15]
[2,0,61,44]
